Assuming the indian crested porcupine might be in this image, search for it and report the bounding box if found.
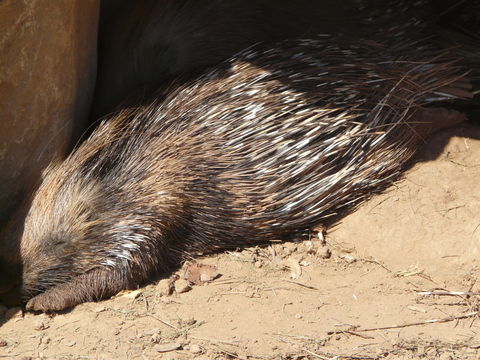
[0,35,474,312]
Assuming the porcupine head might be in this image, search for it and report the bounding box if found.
[0,155,178,311]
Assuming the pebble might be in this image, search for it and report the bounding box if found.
[189,344,202,354]
[155,342,182,353]
[174,279,192,294]
[317,246,331,259]
[157,279,174,296]
[34,320,49,331]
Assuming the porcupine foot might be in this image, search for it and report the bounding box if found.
[412,107,466,138]
[26,268,131,312]
[410,75,472,138]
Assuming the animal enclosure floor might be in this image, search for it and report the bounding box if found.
[1,124,480,360]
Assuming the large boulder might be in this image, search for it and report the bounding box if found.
[0,0,100,225]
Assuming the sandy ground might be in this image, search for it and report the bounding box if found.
[0,123,479,360]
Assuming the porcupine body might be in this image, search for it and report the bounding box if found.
[1,34,473,312]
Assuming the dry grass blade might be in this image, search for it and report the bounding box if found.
[329,311,479,334]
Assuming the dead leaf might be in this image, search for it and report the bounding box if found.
[182,262,220,285]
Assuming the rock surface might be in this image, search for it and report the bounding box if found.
[0,0,99,224]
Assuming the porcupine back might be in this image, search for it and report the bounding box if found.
[12,34,473,311]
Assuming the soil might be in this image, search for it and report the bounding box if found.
[1,124,479,360]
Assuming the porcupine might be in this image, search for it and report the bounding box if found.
[0,34,474,312]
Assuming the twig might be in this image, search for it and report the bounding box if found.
[282,279,319,290]
[360,258,393,273]
[304,349,377,360]
[272,333,326,345]
[303,349,331,360]
[189,336,240,345]
[343,330,375,340]
[418,290,480,297]
[329,311,479,334]
[147,314,178,329]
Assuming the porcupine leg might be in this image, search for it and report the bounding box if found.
[411,107,466,138]
[410,76,471,137]
[26,268,129,312]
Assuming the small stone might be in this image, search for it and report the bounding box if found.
[182,317,196,326]
[143,328,161,336]
[295,313,303,319]
[121,289,143,300]
[0,339,7,347]
[189,344,202,354]
[283,258,302,279]
[64,340,76,347]
[316,246,331,259]
[150,333,162,344]
[34,320,49,331]
[90,305,106,313]
[157,279,174,296]
[438,353,452,360]
[254,260,263,268]
[155,342,182,353]
[340,254,356,264]
[174,279,192,294]
[283,242,298,256]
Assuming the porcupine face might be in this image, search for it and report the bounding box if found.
[17,169,110,301]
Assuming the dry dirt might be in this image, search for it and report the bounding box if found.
[0,123,479,360]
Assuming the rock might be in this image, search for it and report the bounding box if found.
[33,320,49,331]
[189,344,202,354]
[339,254,357,264]
[157,279,174,296]
[155,342,182,353]
[283,258,302,279]
[174,279,192,294]
[0,0,99,225]
[317,246,332,259]
[150,332,162,344]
